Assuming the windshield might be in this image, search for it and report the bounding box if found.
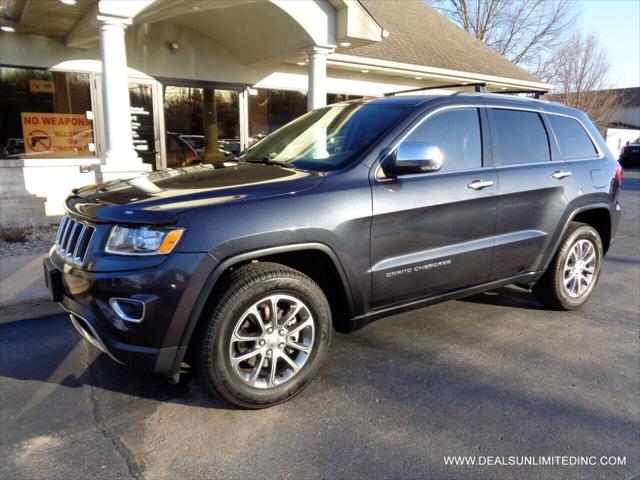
[242,102,409,171]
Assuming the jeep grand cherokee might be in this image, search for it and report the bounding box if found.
[44,93,623,408]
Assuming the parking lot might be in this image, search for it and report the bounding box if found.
[1,173,638,480]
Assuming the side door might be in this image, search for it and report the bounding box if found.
[370,106,498,308]
[487,107,579,279]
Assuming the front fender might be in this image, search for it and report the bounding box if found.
[167,242,355,375]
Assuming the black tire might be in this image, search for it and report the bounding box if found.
[532,222,603,310]
[197,262,332,409]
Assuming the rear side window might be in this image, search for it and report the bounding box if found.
[548,115,598,159]
[404,108,482,171]
[491,109,550,165]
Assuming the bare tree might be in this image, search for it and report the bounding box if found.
[428,0,578,77]
[545,33,624,133]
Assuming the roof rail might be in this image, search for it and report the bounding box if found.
[383,82,487,97]
[496,89,548,99]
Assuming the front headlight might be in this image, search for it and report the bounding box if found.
[105,226,184,256]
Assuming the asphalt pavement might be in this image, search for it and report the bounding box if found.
[1,174,639,480]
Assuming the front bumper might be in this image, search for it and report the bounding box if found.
[44,251,208,374]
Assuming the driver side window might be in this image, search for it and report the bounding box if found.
[404,108,482,171]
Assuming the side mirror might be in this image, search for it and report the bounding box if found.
[381,142,443,176]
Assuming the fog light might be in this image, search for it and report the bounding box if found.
[109,298,145,323]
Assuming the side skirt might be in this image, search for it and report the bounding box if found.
[349,271,542,331]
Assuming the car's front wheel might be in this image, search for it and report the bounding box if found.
[197,262,332,408]
[532,222,604,310]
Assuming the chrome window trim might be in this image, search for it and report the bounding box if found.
[543,111,604,160]
[375,103,486,181]
[374,102,605,181]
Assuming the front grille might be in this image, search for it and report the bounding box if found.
[55,214,96,266]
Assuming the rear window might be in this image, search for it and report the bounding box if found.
[491,109,550,165]
[548,115,598,159]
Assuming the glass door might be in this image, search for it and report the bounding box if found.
[129,80,161,169]
[162,83,240,168]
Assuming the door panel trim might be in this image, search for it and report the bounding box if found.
[371,235,494,273]
[494,229,546,247]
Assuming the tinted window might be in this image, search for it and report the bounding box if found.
[243,103,409,171]
[404,108,482,171]
[548,115,597,159]
[492,109,550,165]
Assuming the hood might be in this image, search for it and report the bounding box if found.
[66,163,326,225]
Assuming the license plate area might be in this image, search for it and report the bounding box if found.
[43,260,64,302]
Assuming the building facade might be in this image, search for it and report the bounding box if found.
[604,87,640,158]
[0,0,547,227]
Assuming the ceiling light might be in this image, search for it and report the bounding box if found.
[360,69,369,73]
[192,5,202,10]
[339,41,351,47]
[60,0,77,5]
[1,25,15,32]
[296,61,306,66]
[414,76,423,80]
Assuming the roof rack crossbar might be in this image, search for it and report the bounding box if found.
[496,89,548,99]
[383,82,487,97]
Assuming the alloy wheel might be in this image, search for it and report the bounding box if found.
[228,294,315,389]
[562,239,597,298]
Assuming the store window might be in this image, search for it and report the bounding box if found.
[248,89,307,146]
[163,85,240,168]
[0,67,94,159]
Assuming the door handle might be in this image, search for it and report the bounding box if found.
[467,179,494,190]
[552,170,572,179]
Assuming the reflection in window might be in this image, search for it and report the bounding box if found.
[492,109,550,165]
[163,85,239,168]
[129,83,156,167]
[248,89,307,146]
[243,103,409,171]
[548,115,597,159]
[0,67,94,159]
[404,108,482,171]
[327,93,363,104]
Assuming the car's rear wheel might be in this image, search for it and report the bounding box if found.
[197,262,332,408]
[532,222,603,310]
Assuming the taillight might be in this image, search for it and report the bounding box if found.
[616,163,624,184]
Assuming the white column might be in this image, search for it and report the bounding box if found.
[97,15,141,166]
[305,47,333,111]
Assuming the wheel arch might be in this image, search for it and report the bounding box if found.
[543,203,613,271]
[173,243,355,372]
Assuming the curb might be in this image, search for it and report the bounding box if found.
[0,299,64,324]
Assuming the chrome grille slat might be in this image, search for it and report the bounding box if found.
[73,226,89,260]
[55,216,68,245]
[59,217,74,253]
[55,214,96,266]
[64,222,80,258]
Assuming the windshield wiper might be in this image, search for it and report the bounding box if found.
[244,156,292,168]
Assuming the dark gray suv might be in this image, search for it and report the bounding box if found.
[44,93,623,408]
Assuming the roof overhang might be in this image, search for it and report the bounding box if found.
[325,53,551,91]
